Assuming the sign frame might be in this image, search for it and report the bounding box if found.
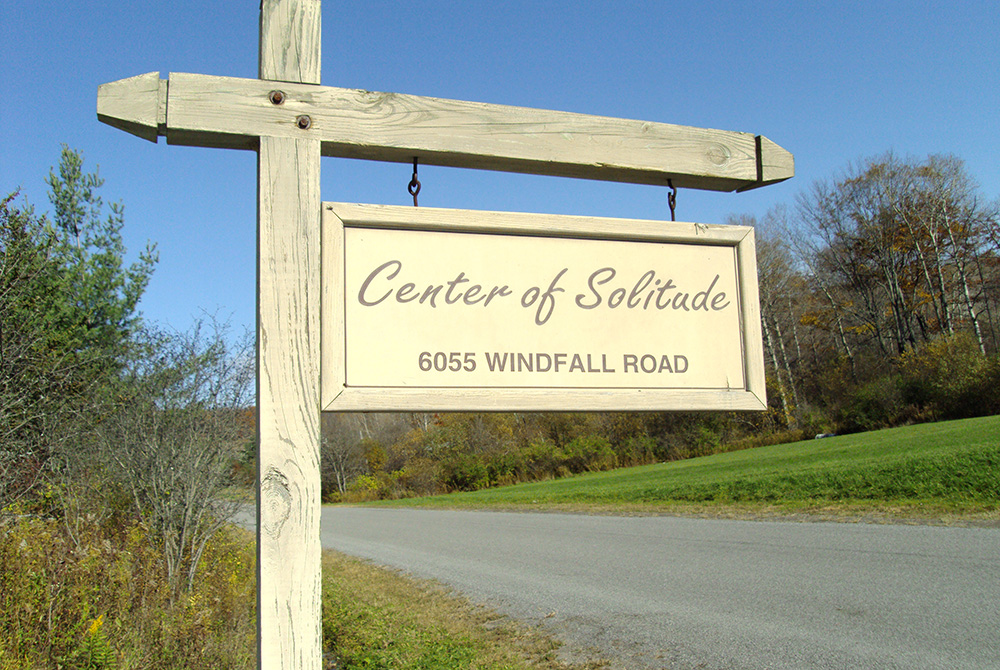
[322,202,766,412]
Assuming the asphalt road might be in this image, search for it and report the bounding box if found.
[320,507,1000,669]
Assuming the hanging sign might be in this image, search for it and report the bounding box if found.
[322,203,765,412]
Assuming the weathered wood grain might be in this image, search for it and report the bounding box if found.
[736,227,767,407]
[257,2,322,669]
[260,0,321,85]
[324,201,752,242]
[320,204,345,417]
[96,71,164,142]
[99,71,793,191]
[325,387,767,412]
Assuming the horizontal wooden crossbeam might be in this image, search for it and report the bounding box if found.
[98,72,793,192]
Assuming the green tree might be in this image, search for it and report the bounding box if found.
[44,145,157,368]
[0,147,156,509]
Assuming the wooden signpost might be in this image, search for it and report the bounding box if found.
[97,1,792,667]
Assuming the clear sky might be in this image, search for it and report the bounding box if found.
[2,0,998,334]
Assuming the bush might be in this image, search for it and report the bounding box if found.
[900,334,1000,419]
[394,459,441,498]
[617,435,657,467]
[344,471,407,501]
[484,450,528,488]
[561,436,616,473]
[440,456,490,492]
[837,376,911,433]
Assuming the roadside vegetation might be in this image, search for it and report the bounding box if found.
[1,148,605,670]
[322,552,606,670]
[373,415,999,520]
[1,518,256,669]
[2,517,603,670]
[2,149,256,669]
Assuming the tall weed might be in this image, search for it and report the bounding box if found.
[0,510,255,669]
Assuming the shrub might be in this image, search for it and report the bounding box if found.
[484,450,528,488]
[440,456,490,492]
[617,435,657,467]
[520,438,562,479]
[561,436,616,473]
[344,472,406,501]
[900,333,1000,419]
[397,459,441,497]
[837,375,911,433]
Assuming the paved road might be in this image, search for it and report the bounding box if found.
[320,508,1000,669]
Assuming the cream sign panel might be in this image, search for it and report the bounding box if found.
[322,203,765,412]
[348,228,739,386]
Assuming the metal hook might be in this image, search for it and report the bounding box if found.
[408,157,421,206]
[667,179,677,221]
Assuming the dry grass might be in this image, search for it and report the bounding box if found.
[0,514,256,670]
[322,551,608,670]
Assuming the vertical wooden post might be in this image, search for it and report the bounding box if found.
[257,1,322,668]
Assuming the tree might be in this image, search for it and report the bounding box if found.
[904,155,1000,353]
[796,153,999,358]
[0,147,156,509]
[44,146,156,363]
[729,207,805,426]
[320,413,366,497]
[100,320,254,600]
[798,157,914,356]
[0,192,66,506]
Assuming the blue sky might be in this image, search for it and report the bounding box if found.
[2,0,998,334]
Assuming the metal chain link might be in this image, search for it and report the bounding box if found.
[408,157,421,206]
[667,179,677,221]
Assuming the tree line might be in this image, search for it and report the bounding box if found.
[322,152,1000,502]
[748,153,1000,430]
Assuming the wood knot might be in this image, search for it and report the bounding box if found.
[706,142,730,167]
[261,468,291,537]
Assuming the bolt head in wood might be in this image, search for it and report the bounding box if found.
[296,115,312,130]
[269,90,285,105]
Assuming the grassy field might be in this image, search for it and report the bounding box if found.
[371,415,1000,521]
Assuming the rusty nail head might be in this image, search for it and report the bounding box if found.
[296,115,312,130]
[269,90,285,105]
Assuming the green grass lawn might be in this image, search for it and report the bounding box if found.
[372,415,1000,521]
